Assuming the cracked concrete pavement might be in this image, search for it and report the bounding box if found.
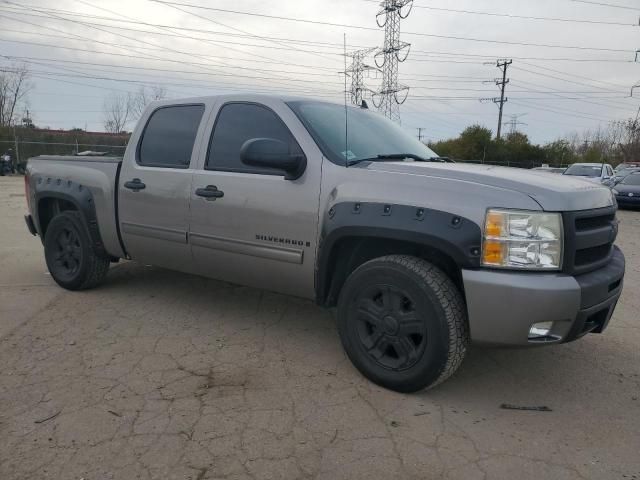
[0,175,638,480]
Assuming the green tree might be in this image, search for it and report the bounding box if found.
[429,125,492,161]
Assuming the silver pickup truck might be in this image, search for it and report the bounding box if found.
[24,95,625,392]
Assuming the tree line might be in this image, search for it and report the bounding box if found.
[428,120,640,168]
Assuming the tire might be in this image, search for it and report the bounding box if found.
[44,211,110,290]
[337,255,468,393]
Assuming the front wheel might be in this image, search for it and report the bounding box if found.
[337,255,468,393]
[44,211,110,290]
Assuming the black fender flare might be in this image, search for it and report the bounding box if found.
[33,175,108,258]
[315,202,483,304]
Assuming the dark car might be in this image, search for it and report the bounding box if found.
[613,172,640,209]
[613,166,640,185]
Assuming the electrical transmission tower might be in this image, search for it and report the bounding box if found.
[504,113,527,136]
[372,0,413,123]
[480,59,512,140]
[345,47,379,105]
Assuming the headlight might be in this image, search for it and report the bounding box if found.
[482,209,563,270]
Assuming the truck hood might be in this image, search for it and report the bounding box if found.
[362,161,615,212]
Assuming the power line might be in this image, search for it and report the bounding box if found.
[362,1,637,26]
[0,64,343,98]
[517,61,630,90]
[0,17,349,91]
[509,78,636,112]
[2,2,315,85]
[567,0,640,11]
[0,4,363,52]
[2,6,634,64]
[407,49,633,64]
[147,1,633,53]
[2,54,344,83]
[146,0,340,64]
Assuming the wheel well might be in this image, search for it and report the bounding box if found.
[37,197,78,237]
[321,236,464,307]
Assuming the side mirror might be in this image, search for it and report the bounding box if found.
[240,138,306,180]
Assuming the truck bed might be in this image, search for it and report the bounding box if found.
[26,155,125,258]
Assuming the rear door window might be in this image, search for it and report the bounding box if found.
[138,105,205,168]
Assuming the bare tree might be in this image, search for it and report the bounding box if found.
[609,119,640,164]
[130,86,168,120]
[0,64,32,127]
[103,92,132,133]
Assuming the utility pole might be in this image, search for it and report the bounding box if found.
[345,47,378,105]
[372,0,413,123]
[495,59,512,140]
[417,127,425,142]
[480,59,512,140]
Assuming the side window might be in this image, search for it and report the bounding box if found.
[138,105,205,168]
[206,103,302,175]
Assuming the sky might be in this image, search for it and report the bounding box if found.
[1,0,639,145]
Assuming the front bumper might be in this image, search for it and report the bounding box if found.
[615,194,640,208]
[462,246,625,346]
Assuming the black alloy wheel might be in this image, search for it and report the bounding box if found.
[354,285,427,371]
[49,225,83,282]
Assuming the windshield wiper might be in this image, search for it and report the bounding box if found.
[347,153,430,167]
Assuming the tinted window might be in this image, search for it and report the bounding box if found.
[207,103,302,174]
[564,164,602,177]
[139,105,204,168]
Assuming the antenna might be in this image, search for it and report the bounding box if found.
[344,33,350,167]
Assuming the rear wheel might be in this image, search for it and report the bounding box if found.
[44,211,110,290]
[337,255,468,393]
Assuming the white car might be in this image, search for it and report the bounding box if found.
[563,162,615,186]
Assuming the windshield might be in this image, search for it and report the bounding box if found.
[564,164,602,177]
[287,101,438,164]
[621,174,640,186]
[616,168,639,177]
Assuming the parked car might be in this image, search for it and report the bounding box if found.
[615,162,640,172]
[612,172,640,209]
[612,165,640,185]
[563,162,615,186]
[23,95,625,392]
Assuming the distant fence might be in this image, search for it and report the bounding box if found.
[0,127,130,168]
[457,159,570,169]
[0,140,128,166]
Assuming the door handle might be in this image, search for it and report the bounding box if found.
[195,185,224,200]
[124,178,146,191]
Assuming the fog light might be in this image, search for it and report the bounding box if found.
[529,321,554,339]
